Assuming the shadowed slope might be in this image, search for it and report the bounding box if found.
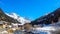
[0,8,20,23]
[30,8,60,25]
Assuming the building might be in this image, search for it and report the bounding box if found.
[0,21,3,28]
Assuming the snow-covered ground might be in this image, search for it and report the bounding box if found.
[5,13,31,25]
[32,22,60,34]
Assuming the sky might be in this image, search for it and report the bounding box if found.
[0,0,60,20]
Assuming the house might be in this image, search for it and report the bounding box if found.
[0,21,3,28]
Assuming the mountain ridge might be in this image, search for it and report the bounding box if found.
[30,8,60,25]
[6,12,31,25]
[0,8,20,23]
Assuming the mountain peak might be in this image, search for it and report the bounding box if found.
[31,8,60,25]
[0,8,20,23]
[6,13,31,25]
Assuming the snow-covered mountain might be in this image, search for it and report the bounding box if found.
[6,13,31,25]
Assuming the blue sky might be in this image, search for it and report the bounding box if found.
[0,0,60,20]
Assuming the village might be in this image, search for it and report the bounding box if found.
[0,21,32,34]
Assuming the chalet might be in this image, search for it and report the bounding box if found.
[0,21,3,28]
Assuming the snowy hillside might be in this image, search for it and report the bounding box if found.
[6,13,31,25]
